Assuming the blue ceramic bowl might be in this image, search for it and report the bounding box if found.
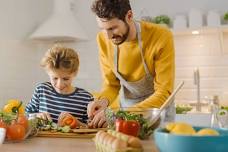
[154,127,228,152]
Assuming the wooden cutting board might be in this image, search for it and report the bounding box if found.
[36,128,107,138]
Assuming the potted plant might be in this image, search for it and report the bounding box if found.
[224,12,228,24]
[153,15,171,27]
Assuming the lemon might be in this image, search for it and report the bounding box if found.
[166,122,196,135]
[196,128,219,136]
[166,122,176,131]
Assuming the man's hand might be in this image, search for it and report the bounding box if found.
[88,109,108,128]
[87,98,109,119]
[87,98,109,128]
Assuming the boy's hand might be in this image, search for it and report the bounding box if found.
[36,112,52,121]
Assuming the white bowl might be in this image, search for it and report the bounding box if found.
[0,128,6,145]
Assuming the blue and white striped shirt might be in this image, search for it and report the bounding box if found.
[26,82,93,123]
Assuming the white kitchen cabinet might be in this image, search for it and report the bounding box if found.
[171,26,228,55]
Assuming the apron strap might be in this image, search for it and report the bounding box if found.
[135,22,150,75]
[114,46,126,83]
[113,21,150,84]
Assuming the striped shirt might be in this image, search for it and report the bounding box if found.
[26,82,93,123]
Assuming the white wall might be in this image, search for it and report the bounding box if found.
[0,0,52,107]
[0,0,228,107]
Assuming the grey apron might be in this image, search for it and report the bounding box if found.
[113,21,175,122]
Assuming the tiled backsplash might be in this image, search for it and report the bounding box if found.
[174,31,228,104]
[0,32,228,108]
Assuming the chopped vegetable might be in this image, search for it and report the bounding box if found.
[58,112,78,129]
[59,126,71,133]
[33,117,74,133]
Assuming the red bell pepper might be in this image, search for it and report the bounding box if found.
[115,119,140,137]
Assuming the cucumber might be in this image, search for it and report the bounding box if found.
[60,126,71,133]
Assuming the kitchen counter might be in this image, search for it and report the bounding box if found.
[0,113,215,152]
[0,137,159,152]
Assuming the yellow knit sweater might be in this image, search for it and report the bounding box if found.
[96,21,175,109]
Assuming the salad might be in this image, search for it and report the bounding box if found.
[105,108,160,139]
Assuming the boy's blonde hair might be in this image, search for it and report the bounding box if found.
[41,45,79,74]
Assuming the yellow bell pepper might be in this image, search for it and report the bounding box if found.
[3,99,25,114]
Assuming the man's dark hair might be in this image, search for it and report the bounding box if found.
[91,0,131,21]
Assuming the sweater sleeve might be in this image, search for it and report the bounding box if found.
[95,33,121,105]
[25,85,40,113]
[133,31,175,108]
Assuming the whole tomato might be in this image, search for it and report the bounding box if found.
[17,115,29,131]
[7,122,26,141]
[115,119,140,137]
[0,119,7,129]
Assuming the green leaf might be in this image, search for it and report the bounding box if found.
[154,15,171,25]
[224,12,228,21]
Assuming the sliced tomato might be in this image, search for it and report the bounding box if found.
[58,113,78,129]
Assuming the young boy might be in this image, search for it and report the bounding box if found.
[26,45,93,124]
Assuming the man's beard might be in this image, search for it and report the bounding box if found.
[111,22,130,45]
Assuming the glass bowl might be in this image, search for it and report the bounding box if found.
[105,107,162,139]
[2,114,37,143]
[217,109,228,129]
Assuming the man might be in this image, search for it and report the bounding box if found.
[87,0,175,128]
